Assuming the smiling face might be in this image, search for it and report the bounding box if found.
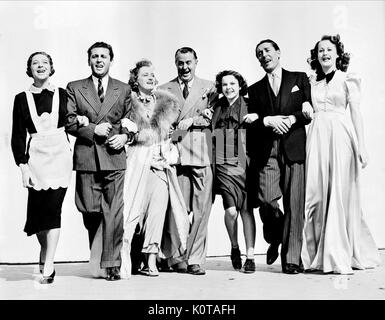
[317,40,338,72]
[175,51,197,82]
[30,53,51,82]
[221,75,240,102]
[256,42,281,73]
[137,65,156,93]
[88,47,112,78]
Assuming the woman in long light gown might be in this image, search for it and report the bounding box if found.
[301,34,380,274]
[119,59,189,278]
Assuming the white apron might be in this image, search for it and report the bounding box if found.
[25,88,72,191]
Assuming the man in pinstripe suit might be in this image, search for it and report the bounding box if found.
[247,39,311,274]
[66,42,131,281]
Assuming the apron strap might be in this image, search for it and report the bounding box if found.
[25,86,59,132]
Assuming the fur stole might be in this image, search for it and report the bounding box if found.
[128,90,180,145]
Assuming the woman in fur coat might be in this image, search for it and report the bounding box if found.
[119,59,189,278]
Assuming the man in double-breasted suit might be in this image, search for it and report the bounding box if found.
[247,39,311,274]
[159,47,217,275]
[66,42,131,281]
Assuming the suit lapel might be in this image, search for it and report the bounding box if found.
[258,75,275,114]
[165,78,184,102]
[279,69,295,112]
[79,77,102,114]
[95,77,121,124]
[179,77,207,120]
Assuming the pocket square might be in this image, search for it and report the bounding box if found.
[291,85,300,93]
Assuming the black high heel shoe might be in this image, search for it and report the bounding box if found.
[40,270,55,284]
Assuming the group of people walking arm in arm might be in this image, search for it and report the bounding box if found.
[11,34,380,284]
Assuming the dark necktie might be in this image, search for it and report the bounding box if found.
[98,78,104,103]
[316,70,335,83]
[182,82,189,99]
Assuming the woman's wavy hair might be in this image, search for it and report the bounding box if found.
[308,34,350,74]
[215,70,248,96]
[128,59,158,93]
[26,52,55,78]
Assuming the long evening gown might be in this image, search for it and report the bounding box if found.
[301,70,380,274]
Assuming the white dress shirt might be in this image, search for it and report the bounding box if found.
[92,75,109,94]
[178,77,194,92]
[267,66,282,95]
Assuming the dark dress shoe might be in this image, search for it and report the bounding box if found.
[106,267,121,281]
[242,259,256,273]
[157,260,174,273]
[282,263,302,274]
[230,247,242,270]
[173,266,187,273]
[266,243,279,265]
[171,262,188,273]
[187,264,206,275]
[40,269,55,284]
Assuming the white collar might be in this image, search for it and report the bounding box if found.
[29,82,55,93]
[92,75,109,89]
[178,77,194,88]
[268,66,282,79]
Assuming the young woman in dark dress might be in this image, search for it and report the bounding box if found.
[11,52,73,284]
[212,70,259,273]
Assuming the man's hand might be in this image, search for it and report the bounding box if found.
[302,101,314,120]
[243,113,259,124]
[108,134,128,150]
[264,115,292,135]
[77,115,89,127]
[94,122,112,137]
[19,163,34,188]
[177,118,194,131]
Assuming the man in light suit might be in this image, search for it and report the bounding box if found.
[66,42,131,281]
[247,39,311,274]
[159,47,217,275]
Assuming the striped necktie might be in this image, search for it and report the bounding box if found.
[182,81,189,99]
[98,78,104,103]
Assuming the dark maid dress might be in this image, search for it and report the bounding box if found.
[11,85,72,236]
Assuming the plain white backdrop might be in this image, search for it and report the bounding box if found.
[0,1,384,263]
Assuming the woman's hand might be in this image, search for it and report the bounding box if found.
[121,118,138,133]
[77,115,89,127]
[163,142,180,166]
[302,101,314,120]
[201,108,213,119]
[243,113,259,123]
[19,164,34,188]
[150,155,166,170]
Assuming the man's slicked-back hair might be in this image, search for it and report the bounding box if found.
[174,47,198,60]
[255,39,280,57]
